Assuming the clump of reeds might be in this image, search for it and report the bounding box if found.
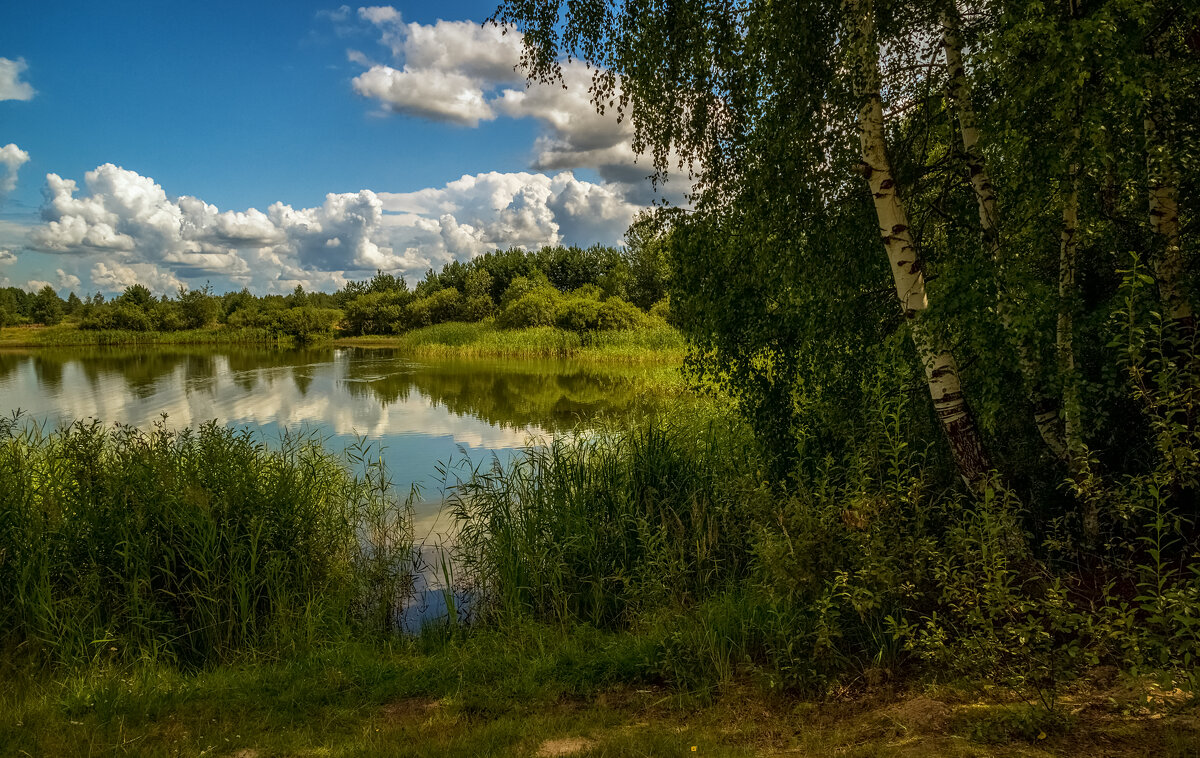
[385,322,686,361]
[449,418,759,628]
[0,414,414,667]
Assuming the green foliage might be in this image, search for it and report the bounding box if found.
[31,286,64,326]
[406,286,462,327]
[343,290,413,335]
[270,306,342,344]
[177,285,220,329]
[623,209,679,310]
[498,288,559,329]
[0,417,414,666]
[337,245,667,337]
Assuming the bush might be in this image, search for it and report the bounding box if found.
[150,301,185,331]
[343,290,412,335]
[270,306,342,343]
[406,287,462,327]
[178,286,221,329]
[463,293,496,321]
[597,297,647,331]
[555,296,603,332]
[499,289,560,329]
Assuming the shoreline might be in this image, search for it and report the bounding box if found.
[0,322,687,363]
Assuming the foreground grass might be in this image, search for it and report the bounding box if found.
[337,321,686,362]
[3,630,1196,757]
[0,323,284,347]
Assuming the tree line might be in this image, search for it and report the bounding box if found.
[0,237,673,341]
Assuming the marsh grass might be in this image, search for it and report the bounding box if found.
[0,324,283,348]
[339,321,686,361]
[0,415,415,667]
[449,417,762,629]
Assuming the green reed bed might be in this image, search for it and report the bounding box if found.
[0,416,414,667]
[0,324,282,348]
[450,418,762,629]
[341,322,686,362]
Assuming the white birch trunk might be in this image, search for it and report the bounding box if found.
[940,5,1068,460]
[852,0,990,484]
[1057,173,1083,464]
[1146,109,1193,329]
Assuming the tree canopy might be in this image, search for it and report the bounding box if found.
[493,0,1199,516]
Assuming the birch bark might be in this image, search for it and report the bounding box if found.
[940,4,1068,460]
[1146,106,1193,330]
[851,0,991,484]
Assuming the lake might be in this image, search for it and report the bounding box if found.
[0,345,677,625]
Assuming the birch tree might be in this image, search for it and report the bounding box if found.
[939,2,1068,460]
[852,0,991,482]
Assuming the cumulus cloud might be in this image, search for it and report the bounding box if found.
[91,261,183,293]
[29,164,416,288]
[56,268,81,290]
[352,65,495,125]
[28,163,640,294]
[25,279,52,292]
[0,143,30,195]
[0,249,15,265]
[344,9,670,198]
[0,57,34,101]
[379,170,639,266]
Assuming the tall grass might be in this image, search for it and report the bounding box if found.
[450,418,761,628]
[0,415,414,667]
[0,324,283,348]
[340,321,686,362]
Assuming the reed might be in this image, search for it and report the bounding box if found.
[449,417,760,628]
[0,324,283,348]
[0,415,414,667]
[339,322,686,362]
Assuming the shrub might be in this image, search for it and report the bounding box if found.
[555,296,603,332]
[178,286,221,329]
[271,306,342,343]
[343,290,412,335]
[463,293,496,321]
[499,289,560,328]
[597,297,647,331]
[406,287,462,327]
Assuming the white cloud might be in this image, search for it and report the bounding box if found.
[344,9,666,197]
[29,164,399,292]
[56,268,81,290]
[0,57,34,101]
[352,65,495,125]
[0,249,15,265]
[379,170,639,265]
[25,279,52,292]
[28,163,643,294]
[91,261,183,294]
[0,143,30,195]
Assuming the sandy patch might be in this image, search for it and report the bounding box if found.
[536,737,596,756]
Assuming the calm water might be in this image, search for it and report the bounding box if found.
[0,345,671,618]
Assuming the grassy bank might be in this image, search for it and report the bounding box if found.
[0,321,687,363]
[337,321,686,362]
[0,323,285,348]
[3,632,1196,757]
[3,413,1198,754]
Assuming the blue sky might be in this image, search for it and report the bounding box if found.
[0,2,677,295]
